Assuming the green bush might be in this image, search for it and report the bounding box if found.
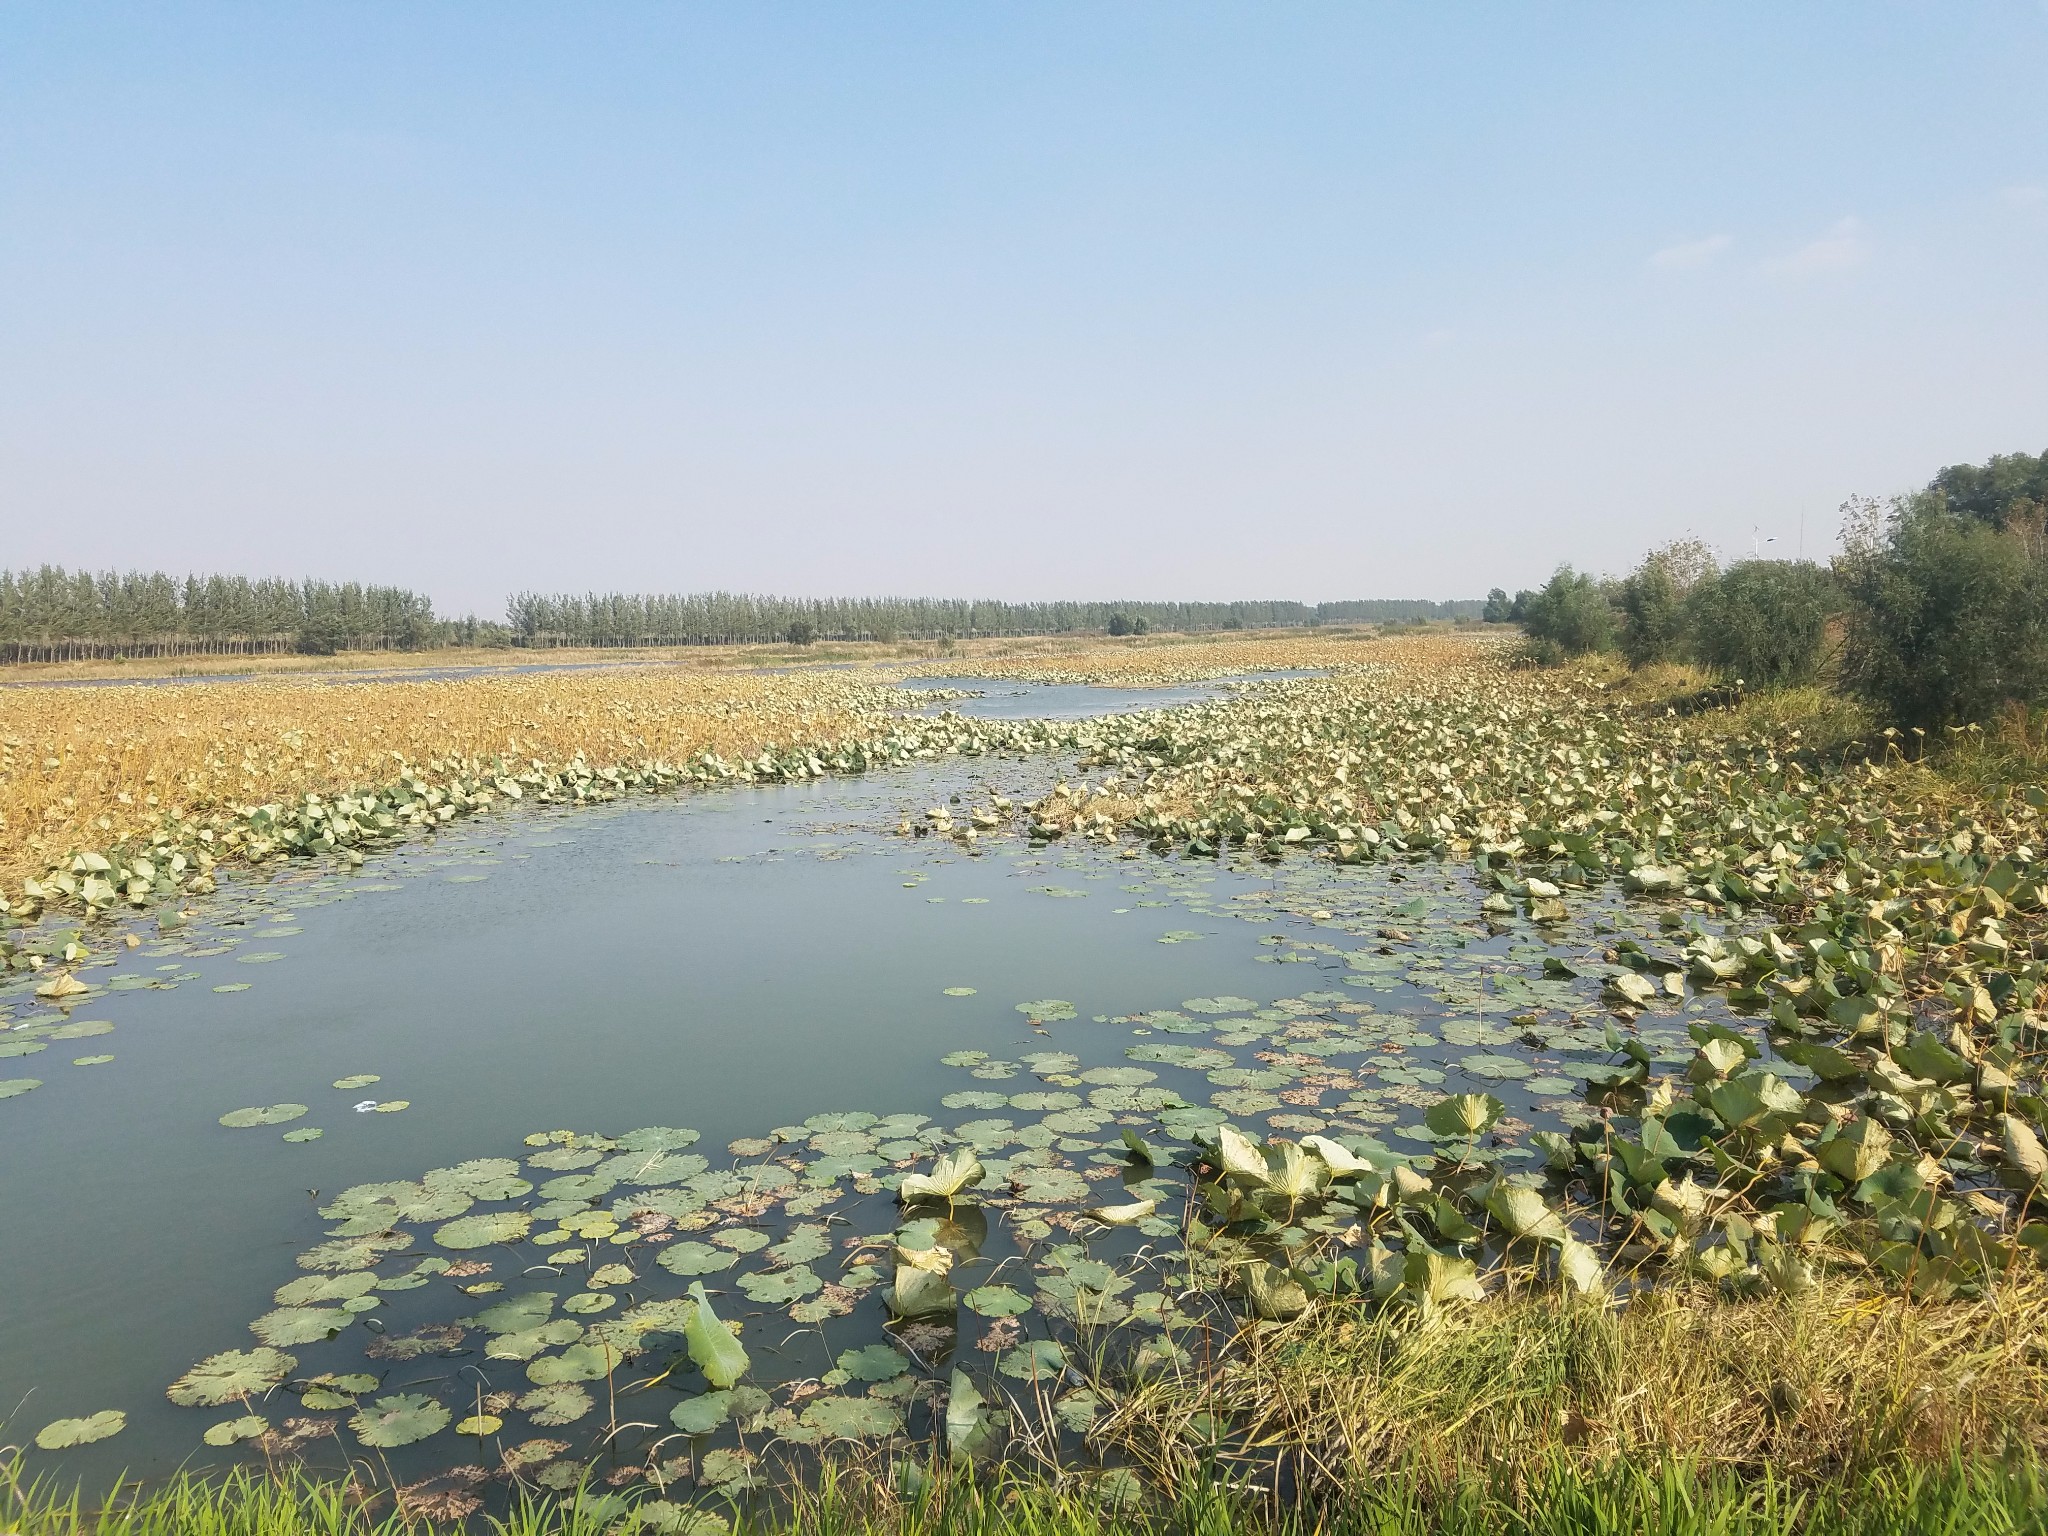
[1518,567,1614,662]
[1839,499,2048,728]
[1618,539,1715,667]
[1685,559,1835,689]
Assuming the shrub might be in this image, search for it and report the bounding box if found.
[1617,539,1716,668]
[1685,559,1835,689]
[1518,567,1615,661]
[785,619,816,646]
[1838,496,2048,728]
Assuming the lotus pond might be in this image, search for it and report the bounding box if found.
[3,651,2044,1528]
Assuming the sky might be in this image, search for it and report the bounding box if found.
[3,5,2045,617]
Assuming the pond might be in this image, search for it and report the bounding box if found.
[0,703,1747,1517]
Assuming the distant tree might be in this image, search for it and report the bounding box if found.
[1130,615,1150,635]
[1618,538,1717,667]
[1222,614,1245,630]
[1686,560,1835,688]
[1106,612,1134,636]
[785,619,816,646]
[1925,448,2048,530]
[1482,588,1511,623]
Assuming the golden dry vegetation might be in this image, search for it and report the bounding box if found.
[0,667,919,893]
[0,627,1425,899]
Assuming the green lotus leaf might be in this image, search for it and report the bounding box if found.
[297,1233,412,1271]
[657,1242,738,1277]
[799,1394,904,1441]
[526,1344,614,1385]
[473,1291,556,1333]
[275,1272,377,1307]
[168,1348,296,1406]
[669,1391,733,1435]
[485,1320,583,1360]
[350,1392,450,1448]
[562,1292,616,1314]
[685,1282,750,1388]
[1008,1092,1082,1112]
[455,1414,502,1436]
[615,1126,702,1152]
[201,1415,267,1447]
[997,1340,1067,1382]
[518,1383,594,1426]
[736,1266,822,1304]
[219,1103,308,1128]
[964,1285,1032,1317]
[765,1225,833,1265]
[281,1128,324,1143]
[434,1211,532,1250]
[941,1091,1010,1111]
[250,1308,350,1347]
[1015,999,1077,1021]
[899,1149,985,1204]
[35,1410,125,1449]
[836,1344,911,1382]
[332,1074,380,1090]
[1423,1093,1505,1139]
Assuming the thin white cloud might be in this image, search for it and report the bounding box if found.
[1765,217,1868,276]
[1649,233,1731,269]
[2001,183,2047,208]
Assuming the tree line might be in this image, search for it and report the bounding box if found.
[502,593,1483,647]
[1488,449,2048,729]
[0,570,450,661]
[0,568,1485,662]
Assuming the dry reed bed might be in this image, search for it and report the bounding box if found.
[1096,1277,2048,1496]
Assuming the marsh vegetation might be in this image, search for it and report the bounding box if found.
[0,602,2043,1534]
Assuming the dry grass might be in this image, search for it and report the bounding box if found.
[1095,1274,2048,1496]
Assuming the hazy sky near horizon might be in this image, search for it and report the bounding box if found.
[4,5,2046,617]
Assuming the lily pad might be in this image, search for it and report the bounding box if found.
[202,1415,268,1447]
[35,1410,125,1449]
[434,1211,533,1250]
[219,1103,309,1128]
[800,1395,904,1440]
[350,1393,451,1447]
[167,1347,296,1406]
[518,1383,594,1426]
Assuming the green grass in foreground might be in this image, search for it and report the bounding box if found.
[5,1457,2046,1536]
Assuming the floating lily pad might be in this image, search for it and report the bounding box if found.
[518,1383,594,1426]
[282,1128,324,1143]
[219,1104,308,1128]
[34,1410,125,1449]
[251,1307,350,1347]
[943,987,977,997]
[167,1347,296,1406]
[1015,999,1078,1021]
[332,1075,381,1090]
[351,1393,450,1447]
[202,1415,267,1447]
[434,1211,532,1250]
[800,1395,904,1440]
[964,1285,1032,1317]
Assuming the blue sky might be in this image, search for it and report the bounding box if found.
[3,5,2045,614]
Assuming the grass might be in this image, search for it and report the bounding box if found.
[4,1455,2043,1536]
[1089,1277,2048,1499]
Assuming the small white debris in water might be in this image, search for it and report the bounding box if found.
[354,1100,380,1112]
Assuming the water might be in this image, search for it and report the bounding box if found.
[0,732,1728,1505]
[897,673,1325,720]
